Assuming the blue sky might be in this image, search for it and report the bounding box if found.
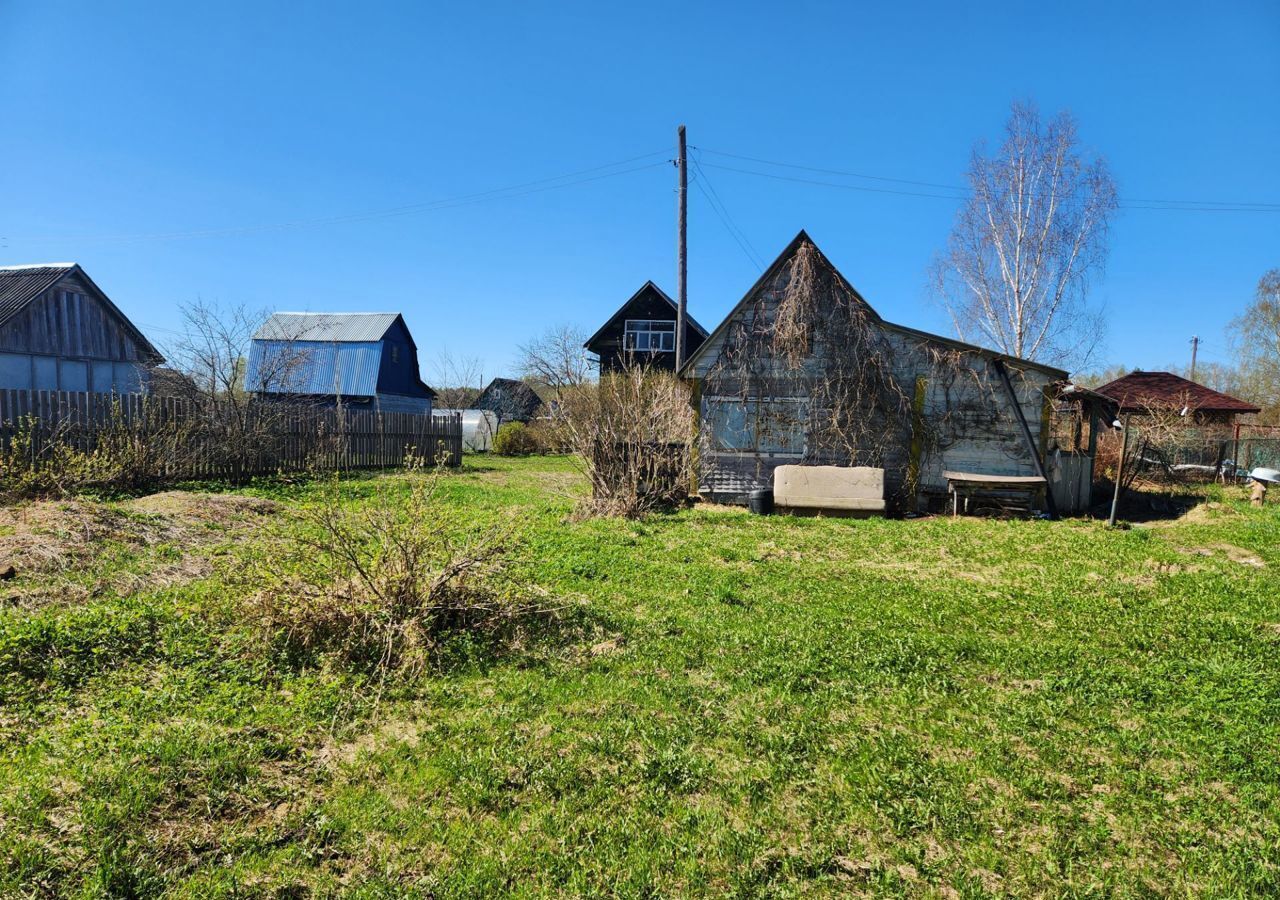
[1,0,1276,382]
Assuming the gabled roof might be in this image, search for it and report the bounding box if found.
[473,377,544,420]
[0,262,163,363]
[253,312,404,343]
[1096,371,1260,414]
[679,230,1067,379]
[247,311,435,399]
[584,281,709,349]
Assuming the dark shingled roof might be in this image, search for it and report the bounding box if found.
[1096,371,1260,414]
[472,377,544,423]
[0,264,77,326]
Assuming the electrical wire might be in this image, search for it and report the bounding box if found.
[693,146,1280,212]
[690,154,766,270]
[11,150,673,246]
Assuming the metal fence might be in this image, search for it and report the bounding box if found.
[1124,422,1280,481]
[0,389,462,480]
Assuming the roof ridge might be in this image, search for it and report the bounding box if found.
[0,262,77,271]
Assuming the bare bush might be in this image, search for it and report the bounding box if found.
[552,363,695,518]
[0,401,192,500]
[254,459,548,674]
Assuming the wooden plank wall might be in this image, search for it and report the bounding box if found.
[0,389,462,479]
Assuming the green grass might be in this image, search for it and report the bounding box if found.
[3,455,1279,897]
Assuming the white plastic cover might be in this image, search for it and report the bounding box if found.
[436,409,499,452]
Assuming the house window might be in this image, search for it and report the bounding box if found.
[391,345,400,364]
[703,396,807,457]
[624,319,676,352]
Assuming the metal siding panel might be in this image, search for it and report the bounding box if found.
[58,359,88,391]
[33,356,57,390]
[91,360,115,393]
[0,352,33,389]
[247,340,381,397]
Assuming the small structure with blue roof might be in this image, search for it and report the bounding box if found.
[244,312,435,414]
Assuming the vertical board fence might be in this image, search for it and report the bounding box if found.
[0,389,461,480]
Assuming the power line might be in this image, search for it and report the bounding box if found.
[10,150,672,246]
[698,161,968,201]
[693,146,1280,212]
[690,154,766,270]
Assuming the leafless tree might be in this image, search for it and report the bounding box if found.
[516,324,592,403]
[1228,268,1280,424]
[430,348,485,409]
[163,299,312,479]
[933,101,1118,371]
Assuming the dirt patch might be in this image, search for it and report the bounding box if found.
[0,492,279,604]
[1178,543,1265,569]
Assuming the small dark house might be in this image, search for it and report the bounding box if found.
[472,377,543,424]
[1096,371,1260,426]
[244,312,435,414]
[0,263,163,393]
[584,281,708,373]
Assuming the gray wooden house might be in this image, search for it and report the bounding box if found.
[680,232,1067,512]
[244,312,436,414]
[0,263,163,393]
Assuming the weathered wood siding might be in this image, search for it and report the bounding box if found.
[0,277,152,361]
[0,276,155,393]
[690,263,1058,511]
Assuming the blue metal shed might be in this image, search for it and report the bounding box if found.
[244,312,435,413]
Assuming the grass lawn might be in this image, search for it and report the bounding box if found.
[2,455,1279,898]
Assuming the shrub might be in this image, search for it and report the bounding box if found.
[549,364,695,518]
[254,459,551,674]
[493,422,540,456]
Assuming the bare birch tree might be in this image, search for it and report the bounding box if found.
[1228,268,1280,423]
[430,348,485,409]
[516,324,592,403]
[934,101,1118,371]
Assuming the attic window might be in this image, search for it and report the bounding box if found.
[391,345,400,364]
[624,319,675,352]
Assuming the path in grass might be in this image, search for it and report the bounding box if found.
[2,455,1278,897]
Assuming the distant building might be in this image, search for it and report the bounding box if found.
[244,312,435,413]
[584,281,708,373]
[0,263,162,393]
[472,377,543,424]
[1095,371,1260,426]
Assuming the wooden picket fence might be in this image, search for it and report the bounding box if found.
[0,389,462,480]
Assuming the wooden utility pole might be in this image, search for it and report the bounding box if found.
[675,124,688,370]
[1189,335,1200,382]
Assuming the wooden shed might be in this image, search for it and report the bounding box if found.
[680,232,1067,513]
[0,263,162,393]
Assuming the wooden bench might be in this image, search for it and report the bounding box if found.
[944,471,1047,517]
[773,465,886,515]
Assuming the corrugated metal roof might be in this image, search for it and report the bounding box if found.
[244,340,384,396]
[0,264,75,326]
[254,312,401,343]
